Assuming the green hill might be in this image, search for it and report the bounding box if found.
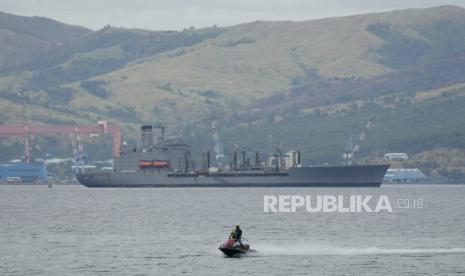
[0,11,90,69]
[52,5,465,124]
[1,6,465,179]
[0,11,89,42]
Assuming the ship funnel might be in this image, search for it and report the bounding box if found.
[141,125,153,150]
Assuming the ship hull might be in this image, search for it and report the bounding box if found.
[76,164,389,188]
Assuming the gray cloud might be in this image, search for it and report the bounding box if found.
[1,0,465,30]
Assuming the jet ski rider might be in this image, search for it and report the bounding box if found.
[229,225,243,247]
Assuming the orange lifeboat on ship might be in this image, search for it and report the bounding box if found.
[152,160,170,168]
[139,160,170,169]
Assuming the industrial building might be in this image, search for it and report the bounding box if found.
[0,163,48,183]
[384,153,409,161]
[383,168,429,183]
[0,122,121,184]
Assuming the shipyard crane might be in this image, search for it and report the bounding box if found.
[211,121,225,168]
[343,118,375,165]
[0,121,121,163]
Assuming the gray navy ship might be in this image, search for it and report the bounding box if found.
[76,125,389,188]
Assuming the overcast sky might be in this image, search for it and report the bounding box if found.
[2,0,465,31]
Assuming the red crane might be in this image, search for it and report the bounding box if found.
[0,121,121,163]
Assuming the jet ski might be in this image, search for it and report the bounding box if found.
[219,238,251,257]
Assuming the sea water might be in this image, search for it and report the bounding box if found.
[0,185,464,275]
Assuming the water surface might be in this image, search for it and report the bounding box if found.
[1,185,464,275]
